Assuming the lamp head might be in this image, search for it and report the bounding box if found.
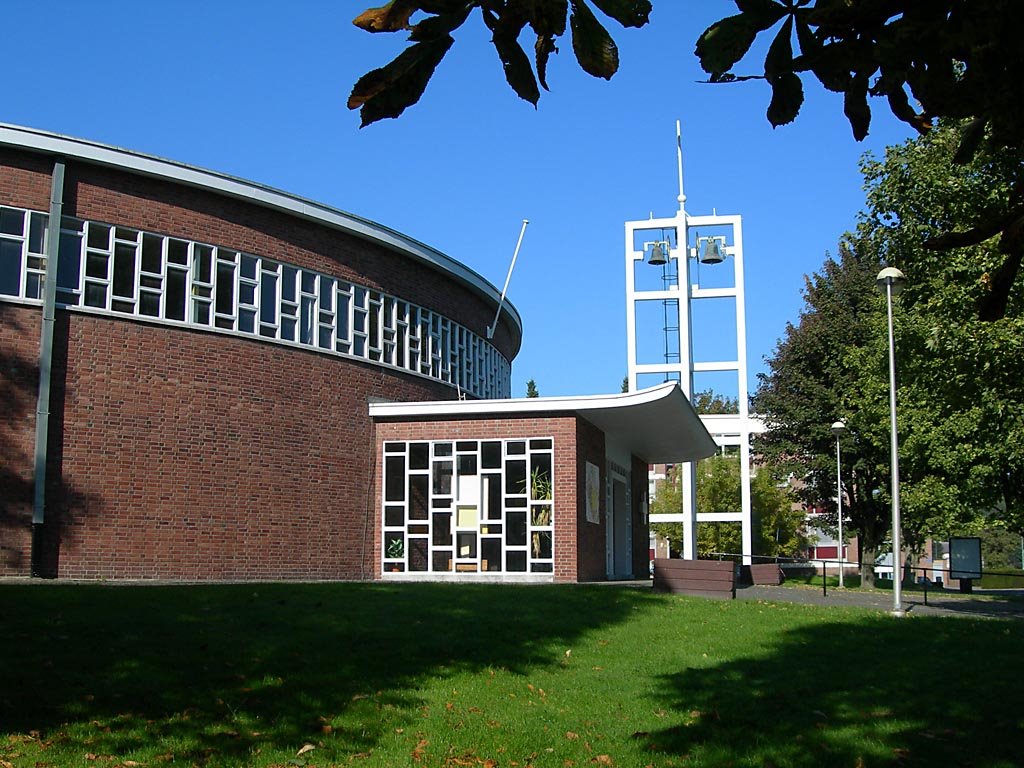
[831,420,847,436]
[876,266,906,294]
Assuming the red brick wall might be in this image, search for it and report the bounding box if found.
[373,415,592,582]
[574,418,608,581]
[32,312,452,580]
[0,149,53,212]
[0,303,42,573]
[0,149,519,580]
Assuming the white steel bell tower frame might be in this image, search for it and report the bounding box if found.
[625,122,753,562]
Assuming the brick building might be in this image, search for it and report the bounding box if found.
[0,125,715,582]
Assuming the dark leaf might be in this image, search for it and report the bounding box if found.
[525,0,568,38]
[353,1,418,33]
[793,11,818,56]
[953,118,987,165]
[494,33,541,104]
[843,75,871,140]
[696,14,760,75]
[766,70,803,126]
[570,0,619,79]
[409,7,472,41]
[588,0,652,29]
[535,34,559,91]
[764,16,794,77]
[348,36,456,126]
[735,0,788,28]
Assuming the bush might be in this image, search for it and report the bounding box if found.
[978,568,1024,589]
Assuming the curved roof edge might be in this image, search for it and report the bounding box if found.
[0,123,522,356]
[369,382,718,463]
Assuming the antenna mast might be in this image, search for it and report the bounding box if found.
[487,219,529,339]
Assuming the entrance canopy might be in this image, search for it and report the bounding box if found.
[369,382,717,464]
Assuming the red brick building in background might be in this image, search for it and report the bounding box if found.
[0,125,715,582]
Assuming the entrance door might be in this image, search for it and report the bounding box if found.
[612,478,632,578]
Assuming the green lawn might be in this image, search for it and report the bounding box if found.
[0,582,1020,768]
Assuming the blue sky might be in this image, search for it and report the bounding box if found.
[3,1,913,397]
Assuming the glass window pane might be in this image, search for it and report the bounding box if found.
[506,551,527,572]
[301,271,316,294]
[505,460,527,495]
[409,538,428,572]
[239,309,256,333]
[25,272,42,300]
[85,252,107,279]
[112,243,136,298]
[140,292,161,317]
[240,254,257,279]
[482,441,502,469]
[281,265,297,301]
[87,223,109,250]
[384,505,405,527]
[409,475,429,520]
[409,443,429,470]
[57,232,82,290]
[432,460,453,496]
[167,239,188,265]
[507,511,527,546]
[0,209,24,236]
[260,273,278,324]
[84,282,107,308]
[481,538,501,572]
[141,234,162,273]
[216,261,235,314]
[0,239,23,295]
[432,512,452,546]
[28,213,47,253]
[319,277,335,311]
[194,245,213,283]
[193,300,211,324]
[532,531,552,559]
[166,269,186,320]
[240,282,256,306]
[385,456,405,502]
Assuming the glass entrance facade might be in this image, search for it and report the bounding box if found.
[382,438,554,575]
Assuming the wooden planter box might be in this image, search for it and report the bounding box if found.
[653,558,735,599]
[750,563,784,586]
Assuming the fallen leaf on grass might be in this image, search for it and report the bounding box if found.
[565,732,579,740]
[591,756,613,765]
[296,744,316,756]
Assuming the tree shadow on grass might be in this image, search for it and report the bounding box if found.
[0,582,660,764]
[644,611,1022,768]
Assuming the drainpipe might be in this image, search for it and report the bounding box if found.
[30,159,65,577]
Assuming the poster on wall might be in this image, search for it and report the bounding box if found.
[585,462,601,524]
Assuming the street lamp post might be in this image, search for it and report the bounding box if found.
[831,420,847,588]
[876,266,907,616]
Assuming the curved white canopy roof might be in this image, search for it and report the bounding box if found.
[369,382,718,464]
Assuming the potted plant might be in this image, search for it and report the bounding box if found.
[385,538,404,571]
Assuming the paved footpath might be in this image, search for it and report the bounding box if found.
[736,583,1024,620]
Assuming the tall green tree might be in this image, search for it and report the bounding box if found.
[856,123,1024,538]
[753,245,894,586]
[525,378,540,398]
